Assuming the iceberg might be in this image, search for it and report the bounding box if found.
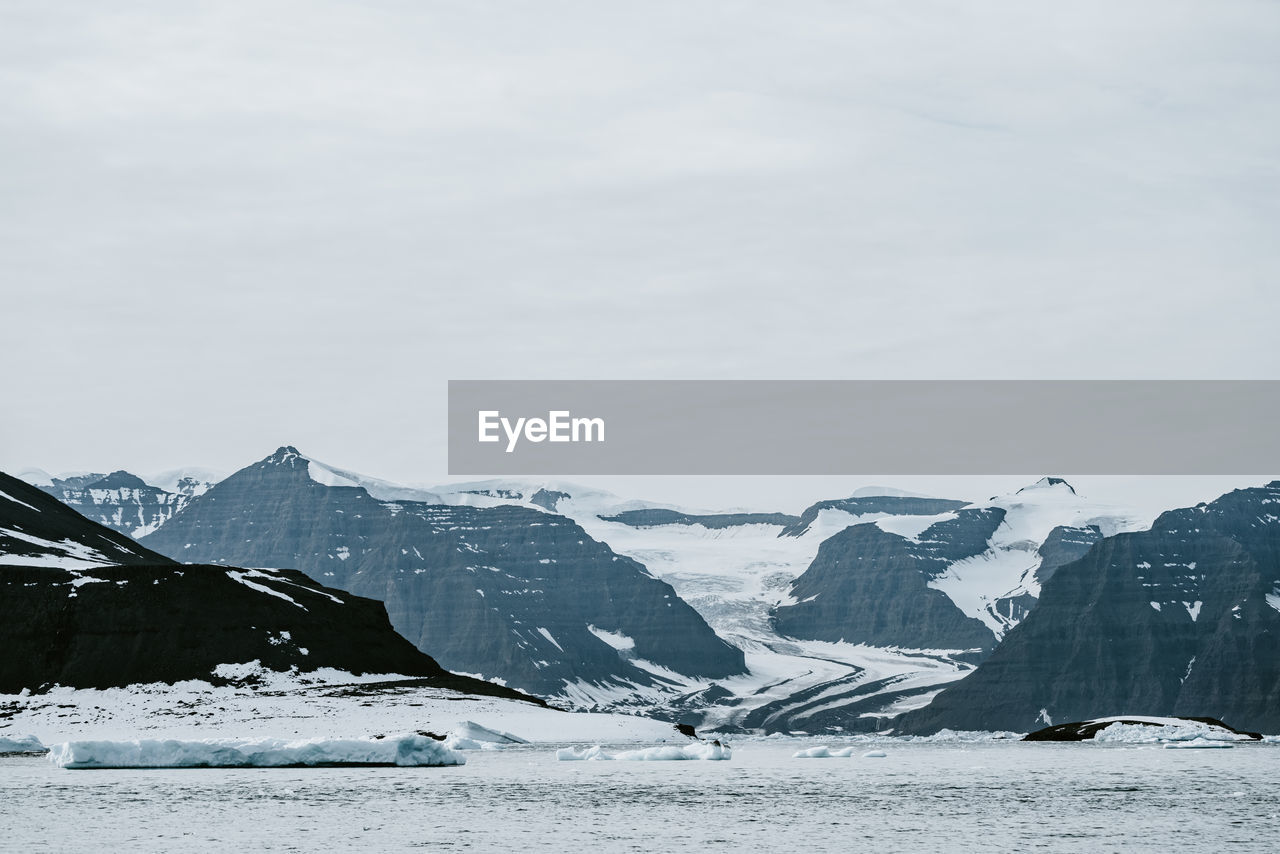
[1163,738,1234,750]
[0,734,46,754]
[613,742,731,761]
[793,746,858,758]
[557,742,731,761]
[48,734,465,769]
[445,720,530,751]
[1089,720,1253,745]
[556,745,614,761]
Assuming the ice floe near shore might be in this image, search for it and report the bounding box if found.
[557,742,731,761]
[0,734,46,754]
[793,745,858,758]
[792,745,887,758]
[1087,719,1256,745]
[444,721,531,751]
[1163,738,1234,750]
[48,734,465,769]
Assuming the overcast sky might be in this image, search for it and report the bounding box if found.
[3,1,1277,512]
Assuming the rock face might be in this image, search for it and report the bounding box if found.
[27,470,201,538]
[0,471,533,702]
[778,496,969,537]
[772,479,1135,654]
[898,482,1280,735]
[773,508,1005,651]
[139,448,747,697]
[602,509,801,529]
[0,472,169,568]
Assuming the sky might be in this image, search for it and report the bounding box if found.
[2,1,1278,513]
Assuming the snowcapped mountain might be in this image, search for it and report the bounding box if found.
[141,467,223,498]
[0,470,533,702]
[773,478,1139,653]
[898,481,1280,735]
[138,448,747,700]
[216,472,1138,732]
[22,468,220,538]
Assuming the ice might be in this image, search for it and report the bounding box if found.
[863,750,888,758]
[445,721,529,750]
[613,742,731,761]
[927,480,1142,638]
[793,745,858,758]
[556,745,614,761]
[0,734,46,754]
[558,743,732,761]
[1089,718,1253,744]
[47,734,465,769]
[1164,738,1233,750]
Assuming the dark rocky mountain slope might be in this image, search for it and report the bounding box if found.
[898,482,1280,734]
[0,471,533,702]
[772,479,1132,654]
[27,470,200,537]
[139,447,746,698]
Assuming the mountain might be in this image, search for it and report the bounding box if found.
[138,447,746,700]
[778,495,969,537]
[24,469,215,538]
[563,489,983,731]
[0,471,532,702]
[771,478,1136,654]
[353,477,1137,732]
[601,509,801,529]
[898,482,1280,734]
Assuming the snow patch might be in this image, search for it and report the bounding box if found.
[0,489,40,512]
[587,625,636,652]
[535,627,564,652]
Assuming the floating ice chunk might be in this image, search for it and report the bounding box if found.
[613,742,731,761]
[48,734,465,769]
[559,742,730,761]
[444,720,529,751]
[793,745,832,758]
[0,734,46,754]
[1090,719,1250,745]
[794,745,859,758]
[556,745,614,761]
[862,750,888,758]
[1164,738,1233,750]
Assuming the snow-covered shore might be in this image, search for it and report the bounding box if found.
[0,666,681,748]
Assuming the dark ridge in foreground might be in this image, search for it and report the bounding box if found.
[140,447,747,696]
[0,470,540,705]
[0,561,538,704]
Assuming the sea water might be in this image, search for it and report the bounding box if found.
[2,739,1277,852]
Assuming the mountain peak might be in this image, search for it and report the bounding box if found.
[262,446,307,467]
[92,470,151,490]
[1017,477,1076,495]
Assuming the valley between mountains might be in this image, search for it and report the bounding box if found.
[11,450,1280,734]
